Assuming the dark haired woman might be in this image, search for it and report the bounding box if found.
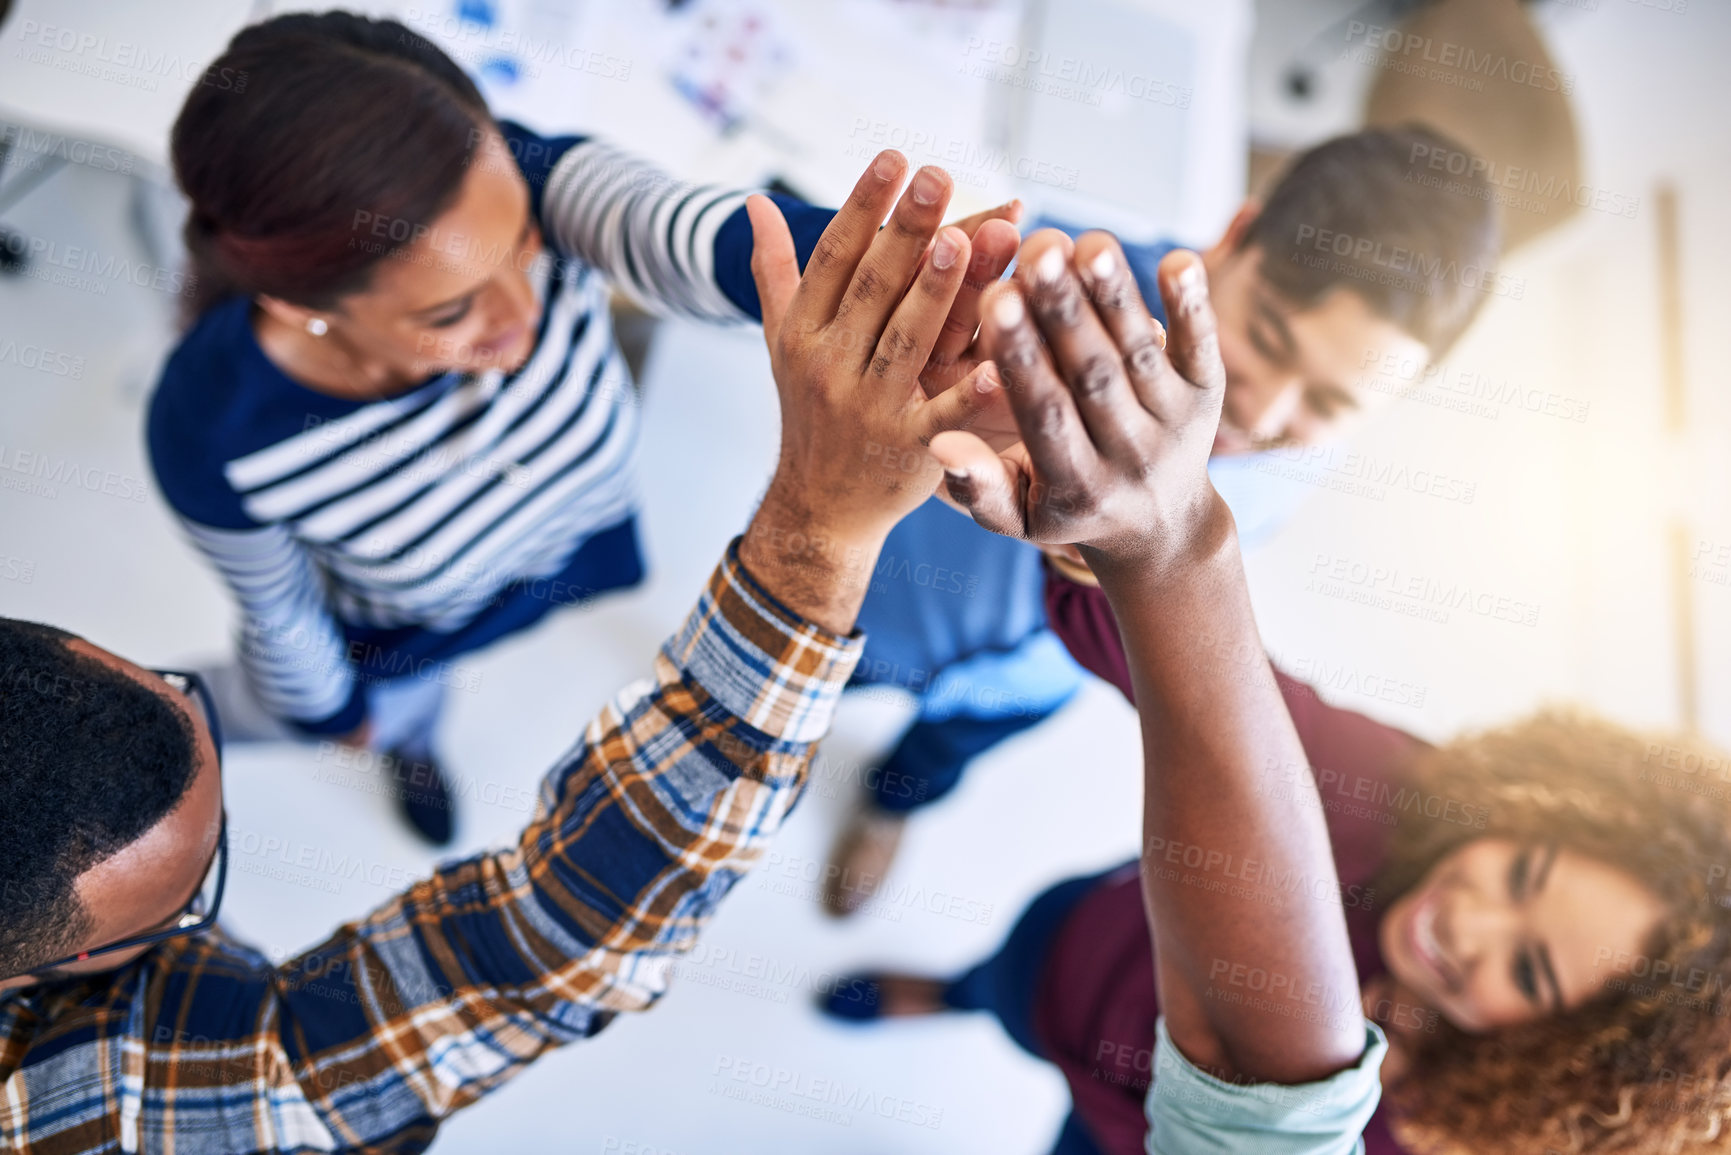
[147,12,1014,843]
[824,563,1731,1155]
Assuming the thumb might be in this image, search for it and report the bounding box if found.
[930,430,1029,540]
[746,194,798,343]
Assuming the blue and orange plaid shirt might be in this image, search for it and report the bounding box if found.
[0,543,862,1154]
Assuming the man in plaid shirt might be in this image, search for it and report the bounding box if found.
[0,149,1022,1154]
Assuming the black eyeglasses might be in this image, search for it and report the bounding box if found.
[27,669,227,977]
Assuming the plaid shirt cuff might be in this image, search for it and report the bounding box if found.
[666,537,864,744]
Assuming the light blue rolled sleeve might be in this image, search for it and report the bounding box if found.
[1144,1017,1387,1155]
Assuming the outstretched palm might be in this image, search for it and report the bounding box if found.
[930,230,1225,566]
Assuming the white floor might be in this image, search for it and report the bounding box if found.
[5,1,1731,1152]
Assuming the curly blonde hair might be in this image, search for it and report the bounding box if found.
[1381,711,1731,1154]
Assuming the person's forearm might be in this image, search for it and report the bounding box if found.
[272,544,861,1138]
[738,475,886,636]
[1086,499,1364,1086]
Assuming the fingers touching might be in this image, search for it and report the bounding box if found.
[869,224,972,384]
[782,150,986,385]
[1154,248,1224,398]
[835,163,957,362]
[918,358,1003,442]
[1071,232,1170,415]
[947,198,1024,241]
[926,217,1020,386]
[981,281,1090,492]
[951,230,1227,546]
[979,232,1218,469]
[929,429,1028,539]
[1016,230,1149,458]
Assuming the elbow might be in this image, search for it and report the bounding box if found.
[1223,1022,1374,1088]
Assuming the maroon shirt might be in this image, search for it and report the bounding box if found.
[1036,570,1430,1154]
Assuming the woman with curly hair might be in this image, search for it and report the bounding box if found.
[824,561,1731,1155]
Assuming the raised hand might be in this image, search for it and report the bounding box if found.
[737,151,1004,631]
[938,233,1370,1092]
[929,229,1223,573]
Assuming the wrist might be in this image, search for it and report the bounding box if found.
[1080,492,1238,592]
[738,477,889,635]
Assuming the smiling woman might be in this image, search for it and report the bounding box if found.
[829,573,1731,1155]
[1374,712,1731,1154]
[144,11,852,846]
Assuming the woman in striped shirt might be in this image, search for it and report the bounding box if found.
[147,11,1014,843]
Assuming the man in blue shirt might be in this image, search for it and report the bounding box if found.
[830,125,1503,916]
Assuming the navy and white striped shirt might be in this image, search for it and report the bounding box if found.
[148,120,831,735]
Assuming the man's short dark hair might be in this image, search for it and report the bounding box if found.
[1245,125,1502,356]
[0,620,198,975]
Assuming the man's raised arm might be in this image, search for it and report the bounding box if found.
[933,230,1382,1152]
[250,151,1015,1148]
